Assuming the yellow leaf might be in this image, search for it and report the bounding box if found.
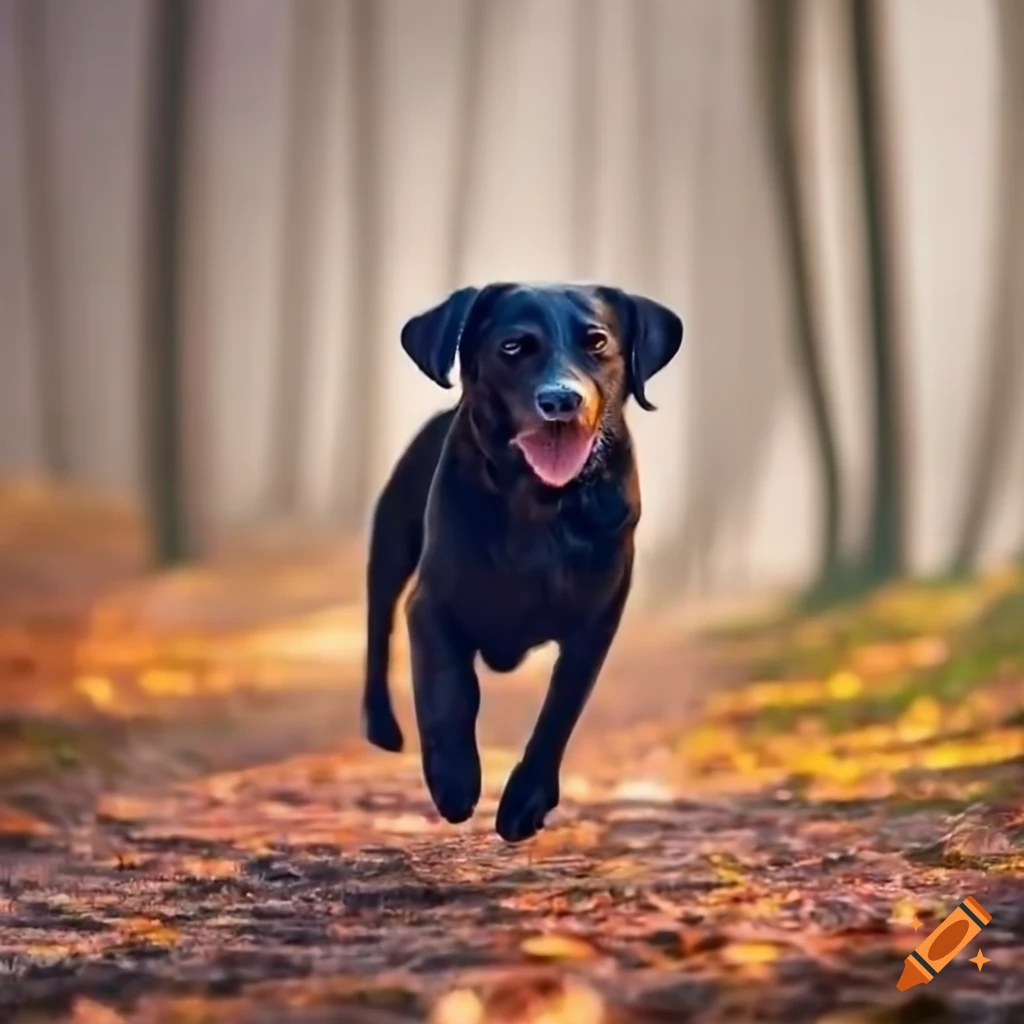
[430,989,484,1024]
[897,696,943,743]
[889,898,919,926]
[707,852,747,886]
[520,934,597,961]
[723,941,783,966]
[826,671,862,700]
[139,668,196,698]
[74,675,117,710]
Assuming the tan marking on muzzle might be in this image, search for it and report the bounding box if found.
[572,375,602,433]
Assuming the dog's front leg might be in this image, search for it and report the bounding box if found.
[496,575,631,843]
[406,587,482,824]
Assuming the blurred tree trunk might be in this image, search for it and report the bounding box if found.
[337,0,380,530]
[446,0,488,288]
[142,0,194,565]
[757,0,844,593]
[949,0,1024,575]
[15,0,67,477]
[270,0,333,516]
[634,0,659,289]
[570,0,598,280]
[848,0,906,584]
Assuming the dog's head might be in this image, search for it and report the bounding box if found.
[401,283,683,488]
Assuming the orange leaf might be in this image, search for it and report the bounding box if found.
[722,941,783,966]
[70,1000,127,1024]
[520,933,597,961]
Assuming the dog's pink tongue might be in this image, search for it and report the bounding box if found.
[514,423,595,488]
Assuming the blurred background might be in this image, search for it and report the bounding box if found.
[0,0,1022,606]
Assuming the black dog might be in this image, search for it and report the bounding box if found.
[362,283,683,842]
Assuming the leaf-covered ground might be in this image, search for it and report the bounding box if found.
[1,494,1023,1023]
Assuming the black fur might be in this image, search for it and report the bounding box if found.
[362,283,683,842]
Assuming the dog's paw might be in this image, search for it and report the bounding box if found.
[423,741,481,824]
[495,760,559,843]
[363,698,404,753]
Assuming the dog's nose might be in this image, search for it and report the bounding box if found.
[535,385,583,422]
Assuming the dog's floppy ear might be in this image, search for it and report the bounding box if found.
[596,288,684,411]
[400,286,487,389]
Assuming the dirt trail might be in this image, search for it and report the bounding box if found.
[0,498,1023,1023]
[2,629,1023,1024]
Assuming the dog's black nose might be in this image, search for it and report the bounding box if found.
[535,386,583,422]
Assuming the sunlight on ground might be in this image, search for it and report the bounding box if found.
[53,560,1024,837]
[666,567,1024,807]
[0,482,570,720]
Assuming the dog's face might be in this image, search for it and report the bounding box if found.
[465,287,625,487]
[401,283,683,488]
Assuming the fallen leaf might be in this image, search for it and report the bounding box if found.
[722,941,784,966]
[70,1000,127,1024]
[117,916,180,947]
[178,856,239,878]
[74,675,118,710]
[520,934,598,962]
[480,976,606,1024]
[826,670,863,699]
[0,806,52,837]
[612,778,674,802]
[431,989,485,1024]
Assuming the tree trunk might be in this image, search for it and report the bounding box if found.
[634,0,659,291]
[757,0,844,591]
[142,0,193,565]
[949,0,1024,575]
[570,0,598,280]
[848,0,906,584]
[446,0,489,289]
[269,0,333,517]
[15,0,67,478]
[336,0,380,530]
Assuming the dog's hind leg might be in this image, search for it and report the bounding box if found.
[362,493,423,753]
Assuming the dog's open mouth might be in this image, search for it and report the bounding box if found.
[513,421,597,488]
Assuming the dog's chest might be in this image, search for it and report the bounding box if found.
[466,544,606,667]
[428,461,636,654]
[501,517,600,590]
[465,489,629,645]
[504,478,629,577]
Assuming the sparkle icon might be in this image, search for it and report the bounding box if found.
[968,949,991,971]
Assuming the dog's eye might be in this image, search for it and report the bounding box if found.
[586,331,609,354]
[499,337,526,357]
